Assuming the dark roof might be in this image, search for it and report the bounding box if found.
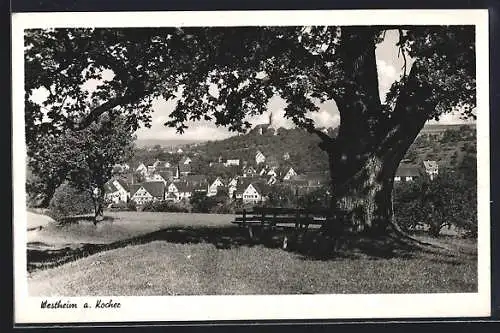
[185,174,208,184]
[158,170,174,179]
[141,181,166,198]
[173,181,195,193]
[235,179,253,195]
[396,165,421,177]
[130,184,142,196]
[115,179,129,191]
[249,181,272,196]
[104,181,118,194]
[179,163,192,173]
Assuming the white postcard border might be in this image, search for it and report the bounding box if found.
[12,9,491,324]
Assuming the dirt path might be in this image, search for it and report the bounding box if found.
[27,211,55,230]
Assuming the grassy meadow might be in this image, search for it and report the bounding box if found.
[27,211,478,296]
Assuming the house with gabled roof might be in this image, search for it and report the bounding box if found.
[224,159,240,167]
[104,181,120,204]
[135,163,148,176]
[243,165,257,178]
[255,150,266,165]
[242,181,272,204]
[207,177,225,197]
[130,181,166,205]
[180,156,192,165]
[104,178,130,203]
[287,171,329,187]
[395,165,421,182]
[282,167,298,181]
[267,174,278,185]
[423,160,439,180]
[167,181,194,201]
[266,166,279,177]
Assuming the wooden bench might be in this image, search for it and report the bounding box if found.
[232,207,331,249]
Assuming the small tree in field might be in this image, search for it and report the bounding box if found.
[28,113,135,222]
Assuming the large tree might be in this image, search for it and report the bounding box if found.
[25,26,475,234]
[27,112,135,221]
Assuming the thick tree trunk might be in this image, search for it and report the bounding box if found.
[328,154,397,234]
[315,28,437,236]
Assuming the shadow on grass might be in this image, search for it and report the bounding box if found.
[56,215,115,225]
[28,223,474,273]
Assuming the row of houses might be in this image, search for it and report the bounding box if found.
[105,166,330,207]
[106,148,439,206]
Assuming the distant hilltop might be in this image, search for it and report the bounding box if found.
[134,138,206,149]
[420,123,476,135]
[136,122,474,148]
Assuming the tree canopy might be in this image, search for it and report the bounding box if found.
[27,112,135,209]
[25,25,476,233]
[25,26,475,138]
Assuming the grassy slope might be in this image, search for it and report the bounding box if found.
[27,212,477,296]
[28,240,477,296]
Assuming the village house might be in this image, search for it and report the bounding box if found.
[112,163,130,174]
[394,165,421,182]
[178,163,192,177]
[287,172,329,187]
[228,177,239,198]
[110,178,129,202]
[153,159,171,168]
[146,172,170,185]
[207,177,225,197]
[135,163,148,176]
[224,159,240,167]
[258,165,268,176]
[185,174,209,187]
[130,181,166,205]
[243,165,257,178]
[180,156,192,165]
[267,174,278,185]
[147,165,156,175]
[282,167,298,181]
[242,182,271,204]
[423,160,439,180]
[167,181,194,201]
[255,150,266,165]
[104,182,121,204]
[266,166,279,177]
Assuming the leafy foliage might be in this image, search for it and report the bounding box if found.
[141,200,190,213]
[27,113,135,208]
[48,183,94,221]
[394,172,477,237]
[25,26,475,136]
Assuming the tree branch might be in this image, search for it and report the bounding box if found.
[75,88,150,130]
[398,29,408,78]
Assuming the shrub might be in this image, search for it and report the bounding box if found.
[142,200,190,213]
[48,183,94,221]
[107,201,136,212]
[394,173,477,237]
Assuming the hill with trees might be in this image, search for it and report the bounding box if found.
[192,126,337,173]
